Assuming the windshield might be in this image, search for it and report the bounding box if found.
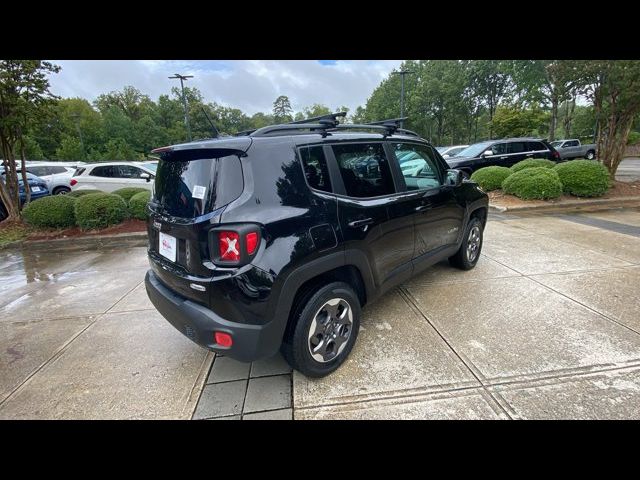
[435,147,446,153]
[142,162,157,172]
[455,142,493,158]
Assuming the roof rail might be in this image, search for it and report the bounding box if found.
[251,123,334,137]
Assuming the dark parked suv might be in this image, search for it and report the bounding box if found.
[445,137,561,175]
[145,114,489,377]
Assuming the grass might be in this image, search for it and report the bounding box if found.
[0,220,30,248]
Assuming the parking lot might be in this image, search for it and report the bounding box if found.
[2,209,640,419]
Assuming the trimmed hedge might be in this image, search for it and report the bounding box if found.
[553,160,610,197]
[22,195,77,229]
[502,167,563,200]
[510,158,556,173]
[67,190,104,198]
[74,193,128,230]
[112,187,149,202]
[129,190,151,220]
[470,166,512,191]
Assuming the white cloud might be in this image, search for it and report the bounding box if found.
[46,60,402,115]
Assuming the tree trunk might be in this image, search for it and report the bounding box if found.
[0,140,21,220]
[599,112,634,178]
[563,97,576,138]
[549,95,558,142]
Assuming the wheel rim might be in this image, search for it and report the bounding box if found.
[308,298,353,363]
[466,225,481,263]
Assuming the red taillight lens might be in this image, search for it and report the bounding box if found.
[214,331,233,347]
[219,231,240,262]
[70,179,77,186]
[246,231,259,255]
[553,150,560,159]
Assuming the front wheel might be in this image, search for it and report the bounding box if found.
[449,217,484,270]
[585,150,595,160]
[281,282,361,378]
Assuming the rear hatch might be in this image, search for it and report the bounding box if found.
[147,138,251,303]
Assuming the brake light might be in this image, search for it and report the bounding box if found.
[246,232,258,255]
[70,179,77,186]
[553,150,560,159]
[219,231,240,262]
[214,332,233,347]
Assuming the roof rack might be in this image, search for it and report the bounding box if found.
[288,111,347,126]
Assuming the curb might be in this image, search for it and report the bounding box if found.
[489,196,640,214]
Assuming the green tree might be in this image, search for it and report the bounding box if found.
[0,60,60,219]
[302,103,331,119]
[571,60,640,176]
[490,107,549,138]
[272,95,293,123]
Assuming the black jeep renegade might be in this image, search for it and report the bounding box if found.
[145,114,488,377]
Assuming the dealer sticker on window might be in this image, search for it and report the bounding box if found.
[192,185,206,200]
[159,232,177,263]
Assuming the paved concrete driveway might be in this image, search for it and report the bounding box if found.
[617,157,640,183]
[2,209,640,419]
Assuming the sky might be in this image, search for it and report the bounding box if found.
[46,60,403,115]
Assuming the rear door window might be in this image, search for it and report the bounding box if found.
[528,141,547,152]
[90,165,116,177]
[508,142,527,153]
[332,143,395,198]
[300,146,332,193]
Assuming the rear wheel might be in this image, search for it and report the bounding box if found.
[53,187,70,195]
[281,281,361,378]
[449,217,483,270]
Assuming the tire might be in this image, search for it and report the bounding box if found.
[53,187,70,195]
[585,150,595,160]
[449,217,484,270]
[281,281,361,378]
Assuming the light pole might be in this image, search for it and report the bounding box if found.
[71,113,86,161]
[169,73,194,142]
[392,70,414,128]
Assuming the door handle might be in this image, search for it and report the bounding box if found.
[415,204,431,212]
[348,218,374,228]
[500,156,508,160]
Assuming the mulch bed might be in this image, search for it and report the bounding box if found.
[26,218,147,241]
[489,180,640,209]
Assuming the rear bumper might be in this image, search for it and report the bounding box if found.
[145,269,282,362]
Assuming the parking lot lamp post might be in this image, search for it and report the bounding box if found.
[392,70,414,128]
[169,73,194,142]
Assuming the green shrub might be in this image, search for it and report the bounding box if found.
[627,131,640,145]
[501,167,563,200]
[129,190,151,220]
[510,158,556,173]
[112,187,148,202]
[22,195,77,229]
[74,193,128,230]
[470,166,512,191]
[553,160,610,197]
[67,190,104,198]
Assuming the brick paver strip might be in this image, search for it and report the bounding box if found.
[192,380,247,419]
[243,375,292,413]
[207,356,251,384]
[243,408,292,420]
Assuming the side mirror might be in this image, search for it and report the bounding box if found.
[446,169,464,187]
[140,173,151,182]
[482,150,494,157]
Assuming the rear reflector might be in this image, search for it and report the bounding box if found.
[70,179,77,186]
[246,231,259,255]
[214,332,233,347]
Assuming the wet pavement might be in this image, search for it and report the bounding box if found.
[1,209,640,419]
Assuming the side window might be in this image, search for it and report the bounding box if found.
[300,146,332,193]
[332,143,395,198]
[528,141,546,151]
[49,166,68,174]
[567,140,579,147]
[90,166,115,177]
[27,166,48,176]
[116,166,144,178]
[491,143,508,155]
[393,143,443,191]
[508,142,527,153]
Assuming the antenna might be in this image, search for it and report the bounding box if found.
[201,107,220,138]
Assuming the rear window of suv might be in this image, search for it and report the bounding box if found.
[152,153,244,218]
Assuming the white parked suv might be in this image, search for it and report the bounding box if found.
[70,162,156,193]
[23,162,80,195]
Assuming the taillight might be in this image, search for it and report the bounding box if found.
[219,231,240,262]
[553,150,560,159]
[212,226,261,266]
[70,179,77,186]
[246,232,258,255]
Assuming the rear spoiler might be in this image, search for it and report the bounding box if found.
[151,137,252,161]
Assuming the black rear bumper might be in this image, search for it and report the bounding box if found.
[145,269,282,362]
